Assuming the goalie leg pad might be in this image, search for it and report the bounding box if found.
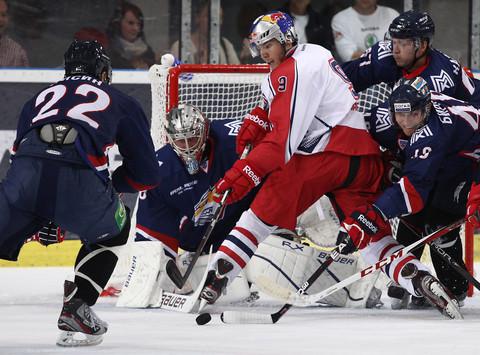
[178,252,251,305]
[246,235,361,307]
[116,241,167,308]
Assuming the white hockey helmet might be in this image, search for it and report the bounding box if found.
[166,103,210,175]
[248,11,298,57]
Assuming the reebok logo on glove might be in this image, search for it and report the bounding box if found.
[243,165,261,186]
[355,213,378,235]
[245,114,270,130]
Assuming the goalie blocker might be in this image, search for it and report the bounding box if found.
[114,234,382,309]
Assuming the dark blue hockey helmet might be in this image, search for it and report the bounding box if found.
[389,10,435,42]
[64,40,112,84]
[389,77,431,114]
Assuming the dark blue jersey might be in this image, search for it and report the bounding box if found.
[13,75,160,193]
[366,93,480,218]
[135,119,255,255]
[341,41,480,105]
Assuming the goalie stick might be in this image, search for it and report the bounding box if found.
[156,250,212,313]
[220,218,464,324]
[399,219,480,292]
[166,144,251,289]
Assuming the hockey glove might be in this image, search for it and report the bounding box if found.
[236,106,271,156]
[214,159,263,205]
[337,205,391,254]
[466,182,480,227]
[32,222,66,246]
[381,151,403,186]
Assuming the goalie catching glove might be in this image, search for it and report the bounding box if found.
[31,221,66,246]
[236,106,271,156]
[466,181,480,228]
[337,205,391,254]
[214,159,264,205]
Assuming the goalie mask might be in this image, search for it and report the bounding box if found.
[64,40,112,84]
[389,77,431,136]
[166,104,210,175]
[248,11,298,58]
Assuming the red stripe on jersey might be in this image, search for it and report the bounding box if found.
[393,255,416,284]
[219,245,246,268]
[402,56,431,79]
[125,175,157,191]
[233,226,259,247]
[379,243,398,261]
[136,224,178,252]
[87,153,108,167]
[402,176,424,214]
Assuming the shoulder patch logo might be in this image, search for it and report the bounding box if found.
[224,119,242,136]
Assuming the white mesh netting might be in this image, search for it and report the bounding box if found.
[149,64,269,150]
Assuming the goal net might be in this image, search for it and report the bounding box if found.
[149,64,270,150]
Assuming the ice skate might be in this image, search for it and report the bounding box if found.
[387,281,410,310]
[56,281,108,347]
[200,259,232,305]
[403,264,463,319]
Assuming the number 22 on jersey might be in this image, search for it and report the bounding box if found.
[32,83,111,129]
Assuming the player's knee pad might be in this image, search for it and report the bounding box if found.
[101,206,131,248]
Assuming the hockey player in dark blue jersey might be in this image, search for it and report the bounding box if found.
[341,10,480,105]
[130,103,256,295]
[0,40,160,346]
[340,77,477,318]
[370,78,477,309]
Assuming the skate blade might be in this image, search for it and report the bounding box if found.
[429,282,464,320]
[56,330,104,347]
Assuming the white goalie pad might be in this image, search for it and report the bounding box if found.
[116,241,251,308]
[297,196,340,248]
[245,235,381,308]
[116,241,173,308]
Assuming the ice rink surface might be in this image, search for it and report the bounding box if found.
[1,266,479,355]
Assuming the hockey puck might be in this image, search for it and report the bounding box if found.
[196,313,212,326]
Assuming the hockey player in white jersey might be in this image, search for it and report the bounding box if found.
[196,11,458,319]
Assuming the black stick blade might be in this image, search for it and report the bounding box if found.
[166,259,185,289]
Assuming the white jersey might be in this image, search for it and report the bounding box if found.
[249,43,379,174]
[331,5,399,62]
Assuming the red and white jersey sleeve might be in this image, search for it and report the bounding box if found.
[248,43,379,175]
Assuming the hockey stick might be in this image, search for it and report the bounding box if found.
[220,218,464,324]
[166,144,252,289]
[221,245,342,324]
[156,251,212,313]
[399,219,480,292]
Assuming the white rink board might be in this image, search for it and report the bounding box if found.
[0,266,479,355]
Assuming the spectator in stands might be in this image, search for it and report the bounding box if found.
[237,1,267,63]
[0,0,29,67]
[278,0,334,51]
[106,1,155,69]
[74,27,109,50]
[331,0,398,62]
[169,0,240,64]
